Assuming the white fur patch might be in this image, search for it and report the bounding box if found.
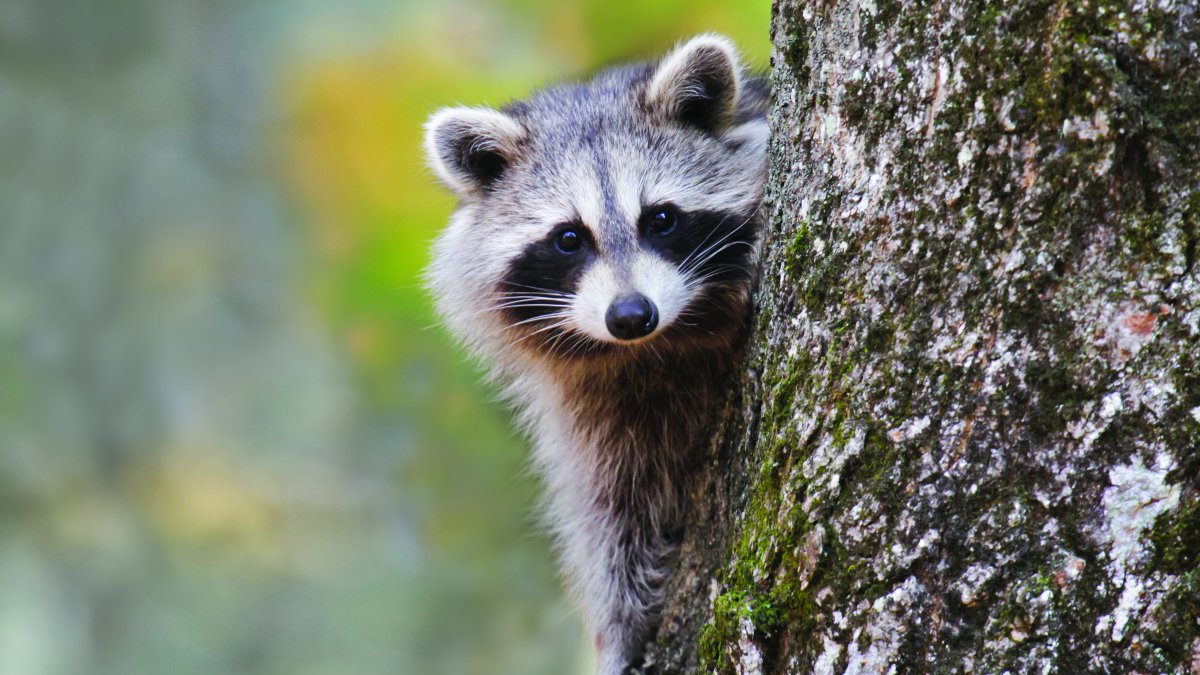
[645,34,742,118]
[725,119,770,155]
[608,161,645,235]
[573,261,622,342]
[569,253,693,343]
[423,106,526,196]
[631,253,691,331]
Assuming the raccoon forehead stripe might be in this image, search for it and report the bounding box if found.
[560,134,640,260]
[584,131,619,223]
[569,164,605,233]
[584,133,639,259]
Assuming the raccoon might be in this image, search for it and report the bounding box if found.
[423,35,768,674]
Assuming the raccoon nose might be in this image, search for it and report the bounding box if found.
[605,294,658,340]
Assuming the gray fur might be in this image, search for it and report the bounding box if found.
[424,35,768,674]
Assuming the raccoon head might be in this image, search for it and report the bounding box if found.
[424,35,767,364]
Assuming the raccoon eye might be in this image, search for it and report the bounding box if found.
[554,228,582,254]
[644,206,678,236]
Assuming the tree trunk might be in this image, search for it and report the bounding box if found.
[644,0,1200,672]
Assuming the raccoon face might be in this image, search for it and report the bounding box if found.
[493,199,757,351]
[425,35,766,362]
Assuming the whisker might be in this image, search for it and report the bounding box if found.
[683,223,754,274]
[507,311,574,329]
[679,213,754,275]
[547,328,578,360]
[494,293,574,303]
[513,317,575,345]
[561,334,588,360]
[683,241,755,278]
[679,213,736,271]
[529,317,574,334]
[493,301,574,311]
[499,282,573,297]
[563,332,601,360]
[685,263,750,289]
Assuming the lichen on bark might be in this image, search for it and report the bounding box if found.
[643,0,1200,672]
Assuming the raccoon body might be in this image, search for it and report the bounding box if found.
[424,35,768,674]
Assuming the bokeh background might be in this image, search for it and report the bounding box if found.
[0,2,768,673]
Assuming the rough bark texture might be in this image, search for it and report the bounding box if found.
[643,0,1200,672]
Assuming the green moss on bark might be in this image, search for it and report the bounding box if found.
[648,0,1200,671]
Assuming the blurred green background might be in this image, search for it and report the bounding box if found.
[0,2,767,673]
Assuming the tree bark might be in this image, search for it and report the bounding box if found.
[644,0,1200,672]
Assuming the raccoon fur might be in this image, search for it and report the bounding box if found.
[423,34,768,674]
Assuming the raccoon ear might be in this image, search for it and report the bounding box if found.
[645,34,742,135]
[424,107,526,196]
